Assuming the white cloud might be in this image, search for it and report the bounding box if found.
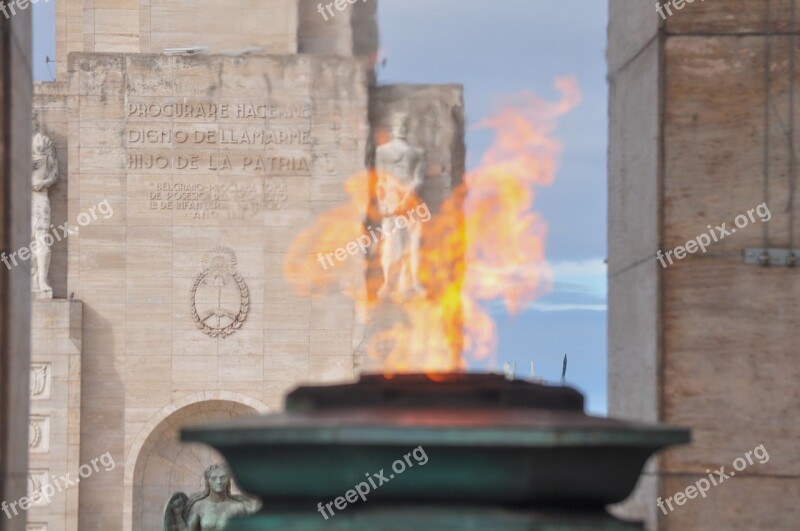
[548,258,607,300]
[478,257,607,315]
[528,302,607,312]
[549,257,607,277]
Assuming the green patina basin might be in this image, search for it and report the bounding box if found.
[182,373,689,530]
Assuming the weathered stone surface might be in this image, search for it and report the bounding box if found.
[298,0,378,59]
[662,476,800,531]
[608,0,661,74]
[58,51,369,530]
[53,0,379,82]
[663,257,800,476]
[607,40,660,276]
[608,260,660,424]
[27,301,83,531]
[607,35,661,530]
[665,0,799,35]
[609,1,800,529]
[1,6,34,531]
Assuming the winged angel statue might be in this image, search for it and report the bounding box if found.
[163,463,260,531]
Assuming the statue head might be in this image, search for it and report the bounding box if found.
[32,112,42,135]
[32,132,50,171]
[205,463,232,496]
[391,113,410,140]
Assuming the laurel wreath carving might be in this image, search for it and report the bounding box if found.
[29,420,42,449]
[31,365,48,396]
[189,248,249,339]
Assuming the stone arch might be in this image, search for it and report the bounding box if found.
[123,392,270,531]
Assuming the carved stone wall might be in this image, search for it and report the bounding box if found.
[62,52,369,529]
[26,301,82,531]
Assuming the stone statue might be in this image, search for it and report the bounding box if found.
[31,131,58,299]
[375,113,426,297]
[162,463,259,531]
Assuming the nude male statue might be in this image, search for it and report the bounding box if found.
[375,113,426,297]
[31,131,58,298]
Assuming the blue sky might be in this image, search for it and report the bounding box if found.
[31,1,608,413]
[378,0,609,413]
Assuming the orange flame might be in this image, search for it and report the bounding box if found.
[284,77,581,375]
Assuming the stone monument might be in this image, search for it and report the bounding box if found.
[31,131,58,299]
[27,1,466,529]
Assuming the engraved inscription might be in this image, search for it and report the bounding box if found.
[147,179,287,220]
[127,127,312,146]
[126,102,311,120]
[128,153,310,174]
[126,99,313,219]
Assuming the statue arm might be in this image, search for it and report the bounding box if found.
[397,150,426,207]
[412,149,426,192]
[41,150,59,189]
[375,171,391,215]
[32,151,58,192]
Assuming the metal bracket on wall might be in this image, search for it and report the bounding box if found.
[742,248,800,267]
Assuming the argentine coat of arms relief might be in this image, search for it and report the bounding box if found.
[189,247,249,338]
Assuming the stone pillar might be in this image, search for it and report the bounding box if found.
[0,6,33,531]
[298,0,378,59]
[27,300,83,531]
[608,1,800,529]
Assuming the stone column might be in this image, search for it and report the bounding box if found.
[0,6,33,531]
[608,1,800,529]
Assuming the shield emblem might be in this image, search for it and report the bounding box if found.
[190,247,249,338]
